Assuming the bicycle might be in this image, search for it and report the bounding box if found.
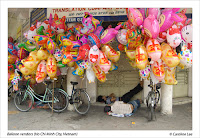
[52,76,90,115]
[14,79,69,113]
[146,78,160,121]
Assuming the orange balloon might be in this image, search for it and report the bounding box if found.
[151,60,165,81]
[46,55,57,79]
[19,64,36,76]
[135,44,148,69]
[101,44,120,62]
[92,64,106,83]
[161,42,180,67]
[164,67,177,85]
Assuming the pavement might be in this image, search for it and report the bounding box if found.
[8,97,192,130]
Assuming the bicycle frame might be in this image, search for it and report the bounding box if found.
[24,80,57,103]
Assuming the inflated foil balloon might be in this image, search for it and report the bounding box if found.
[57,61,66,68]
[33,35,48,45]
[8,54,18,64]
[125,49,136,60]
[97,51,111,73]
[86,68,95,83]
[24,25,37,42]
[18,41,37,52]
[79,35,88,45]
[175,8,192,31]
[77,44,90,60]
[101,44,120,63]
[127,8,143,27]
[159,8,183,32]
[126,28,143,50]
[88,33,101,48]
[67,61,75,67]
[51,13,67,34]
[81,12,100,35]
[37,20,50,34]
[116,29,128,45]
[135,45,148,70]
[164,67,177,85]
[22,51,40,69]
[151,59,165,82]
[161,42,180,68]
[89,45,99,63]
[11,70,21,91]
[100,24,121,44]
[62,38,81,50]
[56,33,66,47]
[37,48,49,60]
[72,63,84,76]
[8,64,16,73]
[94,25,104,38]
[139,64,151,80]
[8,42,18,56]
[92,64,106,83]
[167,25,181,48]
[117,44,125,51]
[146,38,161,61]
[181,24,192,49]
[17,48,28,60]
[178,41,192,68]
[129,60,137,68]
[109,62,118,71]
[62,49,78,64]
[8,36,14,43]
[36,60,47,83]
[19,64,36,76]
[157,31,167,43]
[77,59,91,69]
[143,14,160,39]
[46,55,57,79]
[53,48,62,62]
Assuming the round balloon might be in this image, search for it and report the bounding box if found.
[116,29,128,45]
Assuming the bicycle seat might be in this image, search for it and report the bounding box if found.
[70,81,78,85]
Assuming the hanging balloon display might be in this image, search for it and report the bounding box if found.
[101,44,120,63]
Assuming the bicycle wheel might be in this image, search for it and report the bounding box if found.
[48,88,69,113]
[14,90,33,112]
[73,89,90,115]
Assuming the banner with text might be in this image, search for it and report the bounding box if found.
[47,8,128,23]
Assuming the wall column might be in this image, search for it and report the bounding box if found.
[67,68,78,111]
[161,83,173,115]
[86,79,97,103]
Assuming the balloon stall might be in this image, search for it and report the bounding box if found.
[8,8,192,90]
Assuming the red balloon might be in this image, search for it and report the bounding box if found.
[77,44,90,60]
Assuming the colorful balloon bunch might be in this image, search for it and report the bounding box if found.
[116,8,192,85]
[9,8,192,88]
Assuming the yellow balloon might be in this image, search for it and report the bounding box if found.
[161,42,180,68]
[22,51,40,69]
[125,48,136,60]
[92,64,106,83]
[67,61,75,67]
[129,60,137,68]
[46,55,57,79]
[101,44,120,62]
[164,68,177,85]
[135,44,148,70]
[37,47,49,60]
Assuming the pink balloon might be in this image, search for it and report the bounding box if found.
[148,8,160,20]
[146,39,161,61]
[89,45,99,63]
[100,24,121,44]
[159,8,183,32]
[97,51,111,73]
[127,8,143,27]
[144,14,160,39]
